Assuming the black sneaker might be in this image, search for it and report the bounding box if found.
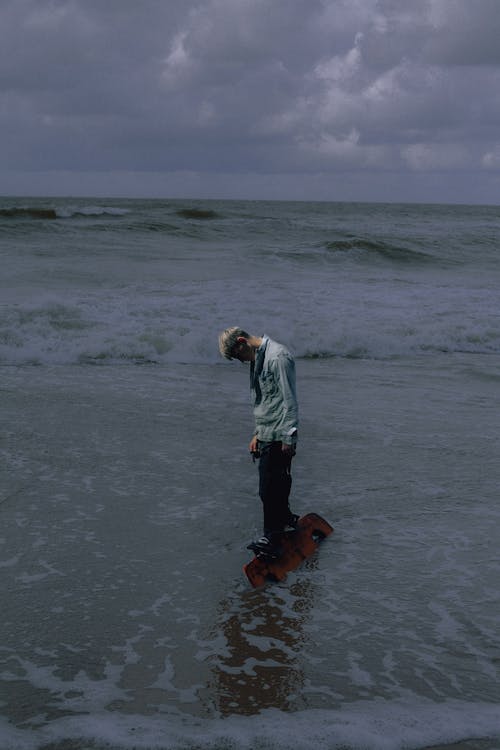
[247,536,281,559]
[284,514,300,531]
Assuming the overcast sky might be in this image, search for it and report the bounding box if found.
[2,0,500,203]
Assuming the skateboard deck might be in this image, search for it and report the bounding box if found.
[243,512,333,588]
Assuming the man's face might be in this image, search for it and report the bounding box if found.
[231,338,254,362]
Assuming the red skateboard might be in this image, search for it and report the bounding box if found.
[243,513,333,588]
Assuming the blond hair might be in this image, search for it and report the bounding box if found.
[218,327,250,359]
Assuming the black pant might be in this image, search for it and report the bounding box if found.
[258,442,293,536]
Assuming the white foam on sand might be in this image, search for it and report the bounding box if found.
[0,699,499,750]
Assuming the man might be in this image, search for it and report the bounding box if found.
[218,327,299,556]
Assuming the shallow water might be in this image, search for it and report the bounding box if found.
[1,352,500,749]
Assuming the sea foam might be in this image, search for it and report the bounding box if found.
[1,700,499,750]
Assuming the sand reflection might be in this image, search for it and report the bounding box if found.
[207,576,316,716]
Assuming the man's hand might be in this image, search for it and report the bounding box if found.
[249,435,259,454]
[281,442,296,457]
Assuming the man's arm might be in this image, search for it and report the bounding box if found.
[275,353,299,451]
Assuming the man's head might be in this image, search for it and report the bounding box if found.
[218,327,256,361]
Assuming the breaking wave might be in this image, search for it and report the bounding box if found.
[0,205,130,220]
[324,237,436,264]
[175,207,220,220]
[1,291,499,367]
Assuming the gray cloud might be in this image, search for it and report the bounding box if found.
[1,0,500,201]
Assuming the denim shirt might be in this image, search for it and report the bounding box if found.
[250,336,299,445]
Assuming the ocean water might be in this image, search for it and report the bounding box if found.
[1,197,500,750]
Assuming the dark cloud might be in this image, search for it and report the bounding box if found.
[1,0,500,201]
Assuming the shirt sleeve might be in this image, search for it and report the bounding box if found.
[274,353,299,444]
